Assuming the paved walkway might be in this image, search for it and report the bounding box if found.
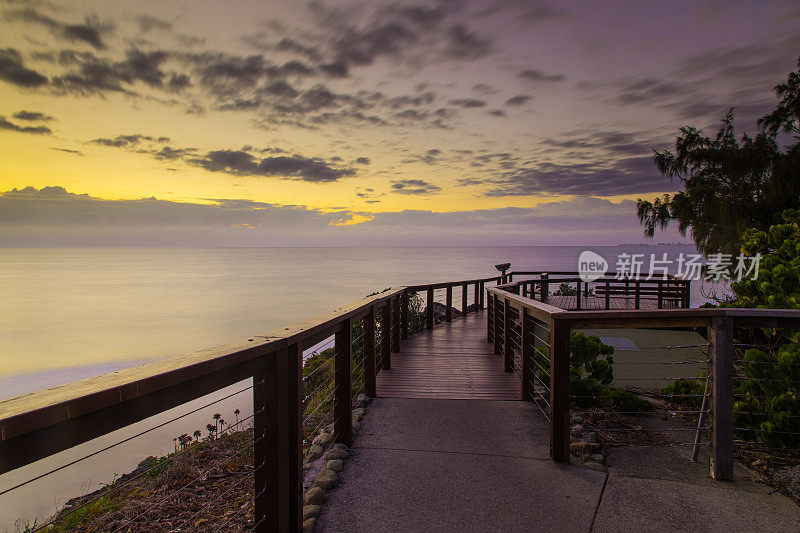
[317,313,800,532]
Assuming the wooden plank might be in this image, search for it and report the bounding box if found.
[521,308,534,401]
[275,344,302,530]
[710,317,734,480]
[381,301,391,370]
[550,318,570,463]
[446,284,453,322]
[334,318,352,447]
[364,307,376,397]
[426,287,434,330]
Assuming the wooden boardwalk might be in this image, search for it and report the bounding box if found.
[376,310,520,400]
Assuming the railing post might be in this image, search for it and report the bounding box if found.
[334,318,353,447]
[392,296,401,352]
[400,290,409,340]
[576,280,581,310]
[521,308,534,401]
[381,300,391,370]
[542,273,549,301]
[493,295,502,356]
[635,280,641,309]
[364,307,376,397]
[253,345,302,532]
[462,283,468,316]
[684,280,691,308]
[605,279,610,310]
[503,299,513,372]
[445,284,453,322]
[658,280,664,309]
[487,291,494,343]
[478,281,484,309]
[426,287,434,329]
[710,316,734,480]
[550,318,570,463]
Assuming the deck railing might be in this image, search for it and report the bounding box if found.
[488,280,800,480]
[505,271,690,309]
[0,275,499,531]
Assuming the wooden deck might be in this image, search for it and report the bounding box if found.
[376,310,520,400]
[543,294,680,310]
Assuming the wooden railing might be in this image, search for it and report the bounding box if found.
[487,283,800,480]
[504,271,691,309]
[0,275,499,531]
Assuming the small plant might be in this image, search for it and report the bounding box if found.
[554,283,577,296]
[206,423,217,440]
[193,430,202,442]
[234,408,241,429]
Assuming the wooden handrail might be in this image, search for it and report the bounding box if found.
[488,284,800,477]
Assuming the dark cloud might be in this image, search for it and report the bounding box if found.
[12,110,52,121]
[541,130,648,156]
[390,179,441,195]
[136,14,172,33]
[91,134,152,147]
[505,94,532,106]
[51,147,82,155]
[190,150,355,182]
[518,68,565,82]
[466,155,672,196]
[6,8,109,49]
[488,109,505,116]
[479,0,569,26]
[50,48,172,94]
[444,24,492,60]
[0,115,51,134]
[356,157,370,164]
[0,48,48,87]
[450,98,486,108]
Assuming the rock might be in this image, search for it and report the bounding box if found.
[332,443,350,453]
[570,442,591,454]
[304,487,329,505]
[303,505,322,520]
[317,432,334,446]
[327,459,343,472]
[357,393,371,405]
[353,421,362,432]
[316,468,340,490]
[352,413,363,424]
[303,517,316,533]
[324,448,348,461]
[353,407,366,417]
[584,461,607,472]
[589,454,604,464]
[305,444,324,462]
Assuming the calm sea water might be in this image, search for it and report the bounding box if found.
[0,245,706,529]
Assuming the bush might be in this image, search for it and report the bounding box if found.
[662,378,707,407]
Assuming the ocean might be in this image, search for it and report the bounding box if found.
[0,245,707,529]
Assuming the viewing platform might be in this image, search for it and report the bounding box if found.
[1,270,799,532]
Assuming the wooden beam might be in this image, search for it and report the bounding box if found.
[504,299,513,372]
[400,290,409,340]
[363,307,376,397]
[710,316,734,481]
[275,344,302,530]
[381,301,391,370]
[446,284,453,322]
[462,283,468,316]
[521,309,534,401]
[392,296,401,352]
[550,318,570,463]
[334,318,353,447]
[426,287,434,330]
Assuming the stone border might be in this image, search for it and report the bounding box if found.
[301,393,371,532]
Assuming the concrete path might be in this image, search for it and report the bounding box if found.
[316,398,800,532]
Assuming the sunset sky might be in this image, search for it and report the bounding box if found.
[1,0,798,246]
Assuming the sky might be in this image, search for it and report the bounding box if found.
[0,0,798,246]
